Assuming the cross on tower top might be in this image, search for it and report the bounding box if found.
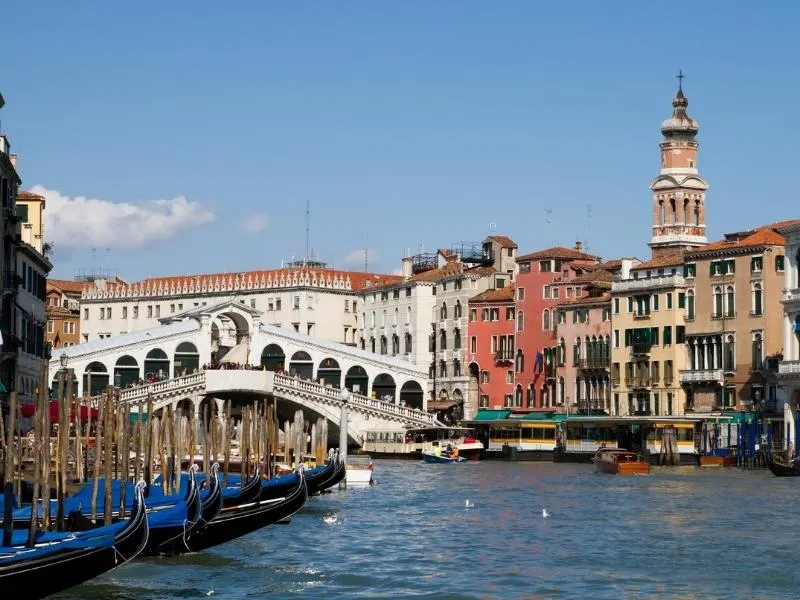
[676,69,685,91]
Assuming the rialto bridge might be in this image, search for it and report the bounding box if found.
[48,300,438,445]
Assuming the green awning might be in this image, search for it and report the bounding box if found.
[129,412,149,423]
[520,412,560,421]
[472,410,512,421]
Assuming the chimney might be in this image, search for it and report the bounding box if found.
[401,256,413,280]
[574,240,583,252]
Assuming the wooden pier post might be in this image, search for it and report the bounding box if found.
[118,395,129,520]
[3,390,17,546]
[144,394,154,494]
[90,390,106,521]
[27,388,43,547]
[103,388,114,525]
[222,400,232,487]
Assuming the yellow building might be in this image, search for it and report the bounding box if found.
[16,190,46,255]
[610,80,707,416]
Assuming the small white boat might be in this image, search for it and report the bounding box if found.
[346,455,374,485]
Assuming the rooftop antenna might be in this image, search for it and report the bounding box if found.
[305,198,310,266]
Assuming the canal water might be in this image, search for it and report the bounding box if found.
[55,460,798,599]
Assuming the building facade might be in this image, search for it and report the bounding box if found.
[776,222,800,446]
[16,191,46,255]
[514,244,600,411]
[466,285,516,410]
[554,270,614,414]
[681,225,787,413]
[46,279,84,348]
[79,264,399,346]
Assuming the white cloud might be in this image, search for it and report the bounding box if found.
[241,213,269,234]
[344,248,378,267]
[32,185,216,250]
[391,267,403,276]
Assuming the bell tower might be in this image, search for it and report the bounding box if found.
[649,72,709,259]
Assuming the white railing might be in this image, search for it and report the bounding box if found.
[782,288,800,303]
[779,361,800,375]
[120,372,206,403]
[679,369,724,383]
[273,373,437,425]
[612,274,685,293]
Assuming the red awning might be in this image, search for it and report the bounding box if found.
[19,401,99,422]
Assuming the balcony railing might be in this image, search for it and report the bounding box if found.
[612,274,685,293]
[779,360,800,376]
[631,343,652,355]
[632,312,651,320]
[782,288,800,303]
[679,369,724,383]
[495,350,514,363]
[579,357,610,370]
[625,376,650,388]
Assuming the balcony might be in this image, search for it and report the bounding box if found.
[612,274,685,293]
[631,343,651,356]
[782,288,800,304]
[579,357,610,370]
[495,350,514,363]
[679,369,724,384]
[779,360,800,377]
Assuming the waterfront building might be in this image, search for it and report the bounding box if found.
[79,262,399,347]
[0,99,51,407]
[466,284,516,410]
[610,82,709,417]
[776,220,800,446]
[553,264,621,414]
[46,279,84,348]
[681,224,788,413]
[514,243,600,411]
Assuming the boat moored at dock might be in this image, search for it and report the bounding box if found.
[591,448,650,475]
[360,427,484,460]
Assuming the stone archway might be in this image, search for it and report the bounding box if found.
[212,310,252,362]
[344,365,368,395]
[400,380,424,410]
[144,348,170,381]
[260,344,286,372]
[82,361,109,396]
[114,355,140,389]
[174,341,199,376]
[317,357,341,388]
[372,373,397,402]
[289,350,313,380]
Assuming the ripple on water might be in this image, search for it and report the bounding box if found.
[50,461,800,600]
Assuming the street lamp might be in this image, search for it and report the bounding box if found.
[59,352,68,370]
[340,387,350,403]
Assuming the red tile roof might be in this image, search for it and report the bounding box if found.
[633,252,685,270]
[484,235,518,248]
[47,278,87,295]
[469,286,515,303]
[410,262,464,282]
[17,190,44,200]
[517,246,600,262]
[556,292,611,307]
[686,222,792,257]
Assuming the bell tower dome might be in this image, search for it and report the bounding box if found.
[649,71,709,259]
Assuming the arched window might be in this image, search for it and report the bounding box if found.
[559,338,566,365]
[453,328,462,350]
[687,289,696,320]
[659,199,665,225]
[454,301,462,319]
[694,200,701,226]
[725,285,735,317]
[516,350,525,373]
[670,198,677,224]
[391,334,400,355]
[394,307,398,325]
[515,385,523,408]
[439,330,447,350]
[405,333,413,354]
[406,305,412,324]
[712,286,723,318]
[380,336,388,355]
[752,332,763,371]
[371,311,376,327]
[439,360,447,378]
[752,282,763,316]
[453,359,461,377]
[683,198,690,224]
[527,385,535,408]
[558,377,565,405]
[542,309,550,331]
[517,310,524,332]
[574,337,582,365]
[440,303,448,320]
[725,335,735,371]
[370,337,376,353]
[382,309,387,326]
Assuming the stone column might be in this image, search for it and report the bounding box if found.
[785,314,793,361]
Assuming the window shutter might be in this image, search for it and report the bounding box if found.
[625,329,632,346]
[710,262,715,276]
[750,257,756,272]
[678,293,685,309]
[663,326,672,345]
[651,327,659,345]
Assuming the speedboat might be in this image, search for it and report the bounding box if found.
[422,450,467,464]
[345,455,374,485]
[591,447,650,475]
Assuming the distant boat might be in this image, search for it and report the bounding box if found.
[422,450,467,464]
[767,454,800,477]
[591,448,650,475]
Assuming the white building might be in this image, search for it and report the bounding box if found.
[358,236,518,419]
[78,262,400,347]
[777,220,800,448]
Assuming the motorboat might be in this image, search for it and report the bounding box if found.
[591,447,650,475]
[422,449,467,464]
[345,455,374,485]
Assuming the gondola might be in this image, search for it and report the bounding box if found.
[0,481,149,600]
[192,463,223,535]
[303,459,337,495]
[222,466,262,508]
[309,455,346,494]
[141,467,202,554]
[183,467,308,553]
[767,454,800,477]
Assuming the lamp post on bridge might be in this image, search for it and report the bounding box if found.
[339,387,349,490]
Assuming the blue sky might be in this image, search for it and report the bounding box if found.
[3,2,799,281]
